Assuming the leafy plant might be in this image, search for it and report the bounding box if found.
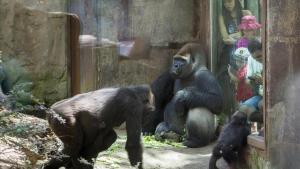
[216,112,228,126]
[143,135,184,148]
[2,82,47,119]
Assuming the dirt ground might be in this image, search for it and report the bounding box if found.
[95,130,228,169]
[0,111,228,169]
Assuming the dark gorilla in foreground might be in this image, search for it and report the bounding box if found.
[209,111,250,169]
[143,43,223,148]
[44,85,154,169]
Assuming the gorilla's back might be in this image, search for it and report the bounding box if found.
[51,88,119,116]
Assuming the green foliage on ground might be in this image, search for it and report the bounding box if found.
[95,134,184,168]
[216,112,227,126]
[143,135,184,148]
[5,82,42,109]
[100,134,184,157]
[106,141,124,155]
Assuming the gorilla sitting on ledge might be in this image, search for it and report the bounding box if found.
[44,85,154,169]
[143,43,223,148]
[209,111,250,169]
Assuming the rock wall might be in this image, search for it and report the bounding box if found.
[255,0,300,169]
[79,44,176,92]
[0,0,201,102]
[128,0,194,44]
[69,0,195,43]
[0,1,70,104]
[72,0,197,92]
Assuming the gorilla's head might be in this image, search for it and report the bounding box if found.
[130,85,155,112]
[170,43,207,79]
[129,85,156,127]
[231,111,248,125]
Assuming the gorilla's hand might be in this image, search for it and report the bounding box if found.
[174,90,187,116]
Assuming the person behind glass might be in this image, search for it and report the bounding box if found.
[236,15,261,49]
[219,0,245,68]
[217,0,251,116]
[227,47,253,104]
[239,40,263,133]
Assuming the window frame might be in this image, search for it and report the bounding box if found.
[246,0,267,155]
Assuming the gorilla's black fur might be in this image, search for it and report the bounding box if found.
[44,85,154,169]
[144,43,223,148]
[209,111,250,169]
[142,71,175,134]
[0,66,8,101]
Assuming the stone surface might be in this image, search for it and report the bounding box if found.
[1,0,194,102]
[71,0,196,93]
[265,0,300,169]
[79,44,175,93]
[96,130,229,169]
[128,0,194,44]
[69,0,195,44]
[0,1,70,104]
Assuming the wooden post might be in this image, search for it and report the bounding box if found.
[68,14,81,95]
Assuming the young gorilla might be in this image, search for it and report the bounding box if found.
[147,43,224,148]
[209,111,250,169]
[44,85,154,169]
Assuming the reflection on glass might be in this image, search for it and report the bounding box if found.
[216,0,263,136]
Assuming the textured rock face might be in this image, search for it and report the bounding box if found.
[70,0,194,44]
[129,0,194,44]
[74,0,195,92]
[0,1,70,104]
[0,0,197,103]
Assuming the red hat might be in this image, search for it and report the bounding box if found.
[238,15,261,30]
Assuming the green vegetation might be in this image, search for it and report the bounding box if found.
[96,136,125,169]
[105,141,124,155]
[143,135,184,148]
[5,82,42,109]
[217,112,227,126]
[100,134,185,157]
[96,157,122,169]
[248,148,271,169]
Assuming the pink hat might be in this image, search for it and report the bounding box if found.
[238,15,261,30]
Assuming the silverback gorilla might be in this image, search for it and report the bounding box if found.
[44,85,154,169]
[143,43,223,148]
[209,111,250,169]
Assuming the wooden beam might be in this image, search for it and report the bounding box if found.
[248,134,266,150]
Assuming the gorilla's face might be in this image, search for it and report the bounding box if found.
[130,85,155,128]
[133,85,155,112]
[170,54,193,79]
[143,89,155,112]
[141,91,156,128]
[129,85,155,113]
[139,87,155,124]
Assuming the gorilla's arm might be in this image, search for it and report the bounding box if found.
[174,70,223,115]
[142,71,175,133]
[174,87,223,115]
[125,106,143,169]
[209,145,222,169]
[242,126,251,145]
